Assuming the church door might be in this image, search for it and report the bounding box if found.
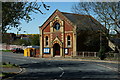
[53,43,60,56]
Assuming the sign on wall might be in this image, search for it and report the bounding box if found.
[65,48,68,54]
[44,48,50,53]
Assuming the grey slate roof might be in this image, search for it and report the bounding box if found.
[110,38,120,48]
[62,12,105,31]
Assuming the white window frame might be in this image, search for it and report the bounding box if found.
[67,35,71,47]
[45,36,49,47]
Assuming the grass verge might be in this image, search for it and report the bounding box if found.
[1,50,12,52]
[0,62,18,68]
[72,56,119,61]
[105,57,119,61]
[73,56,100,60]
[0,72,16,79]
[0,62,19,79]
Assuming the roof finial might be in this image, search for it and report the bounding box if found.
[56,9,60,12]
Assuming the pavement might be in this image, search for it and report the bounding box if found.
[2,67,22,74]
[1,67,24,80]
[38,57,119,64]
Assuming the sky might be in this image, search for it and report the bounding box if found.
[7,2,77,34]
[7,1,119,34]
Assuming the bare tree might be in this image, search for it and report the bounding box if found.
[72,2,120,54]
[2,1,50,33]
[72,2,120,34]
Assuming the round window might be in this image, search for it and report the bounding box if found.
[54,22,60,30]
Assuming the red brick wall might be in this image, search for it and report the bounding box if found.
[43,34,50,47]
[43,54,51,58]
[64,33,73,47]
[43,24,50,32]
[52,32,62,42]
[68,48,73,56]
[64,21,73,31]
[64,33,73,56]
[41,10,73,31]
[41,10,74,57]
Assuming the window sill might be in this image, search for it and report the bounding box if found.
[45,46,49,47]
[66,46,72,48]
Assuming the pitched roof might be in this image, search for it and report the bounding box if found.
[62,12,105,31]
[40,9,106,31]
[110,38,120,47]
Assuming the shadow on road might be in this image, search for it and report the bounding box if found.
[19,61,85,69]
[10,70,119,80]
[10,61,120,80]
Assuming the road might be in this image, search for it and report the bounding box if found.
[1,52,120,80]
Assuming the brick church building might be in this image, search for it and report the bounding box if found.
[39,9,105,58]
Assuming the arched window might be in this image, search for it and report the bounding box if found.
[53,22,60,30]
[46,36,48,46]
[67,35,71,47]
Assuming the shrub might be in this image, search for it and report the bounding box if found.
[2,62,6,65]
[98,46,106,60]
[8,62,10,64]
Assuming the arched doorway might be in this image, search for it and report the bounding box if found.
[53,43,60,56]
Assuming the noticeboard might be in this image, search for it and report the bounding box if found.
[65,48,68,54]
[44,48,50,53]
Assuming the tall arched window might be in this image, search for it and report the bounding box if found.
[67,35,71,47]
[46,36,48,46]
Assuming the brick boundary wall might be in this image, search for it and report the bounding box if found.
[0,43,27,50]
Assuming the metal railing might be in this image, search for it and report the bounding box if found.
[77,51,98,57]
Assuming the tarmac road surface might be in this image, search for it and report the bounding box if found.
[1,52,120,80]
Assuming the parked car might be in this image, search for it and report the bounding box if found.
[11,48,24,53]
